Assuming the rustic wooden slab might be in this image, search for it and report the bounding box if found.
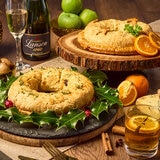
[56,31,160,71]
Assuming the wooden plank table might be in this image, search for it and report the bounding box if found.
[0,0,160,159]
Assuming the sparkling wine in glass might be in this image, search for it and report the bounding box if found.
[6,0,31,71]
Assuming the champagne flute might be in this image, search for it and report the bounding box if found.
[6,0,30,71]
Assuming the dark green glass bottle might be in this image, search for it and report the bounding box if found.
[22,0,50,61]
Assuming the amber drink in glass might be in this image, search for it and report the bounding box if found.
[124,104,160,159]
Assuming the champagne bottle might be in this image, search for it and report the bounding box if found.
[22,0,50,60]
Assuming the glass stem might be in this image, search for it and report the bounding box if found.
[15,36,23,70]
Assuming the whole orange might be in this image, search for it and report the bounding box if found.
[125,74,149,98]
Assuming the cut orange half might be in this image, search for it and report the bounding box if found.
[149,31,160,50]
[126,115,159,134]
[134,35,158,57]
[117,80,138,106]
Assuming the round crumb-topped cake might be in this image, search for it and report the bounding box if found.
[77,18,152,55]
[8,68,94,115]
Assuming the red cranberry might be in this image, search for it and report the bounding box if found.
[5,100,13,108]
[85,110,91,117]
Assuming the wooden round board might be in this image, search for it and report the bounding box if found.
[0,108,118,147]
[56,30,160,71]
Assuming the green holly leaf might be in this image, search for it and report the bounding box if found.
[0,107,13,120]
[84,69,122,120]
[0,90,7,107]
[57,109,86,130]
[10,107,33,125]
[30,110,58,126]
[94,84,122,107]
[83,69,107,84]
[90,100,109,120]
[0,107,59,127]
[0,76,18,107]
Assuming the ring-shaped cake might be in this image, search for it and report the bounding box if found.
[8,68,94,115]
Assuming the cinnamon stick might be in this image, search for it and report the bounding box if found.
[101,132,113,155]
[111,125,125,136]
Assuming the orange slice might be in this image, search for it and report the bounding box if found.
[149,31,160,50]
[117,80,138,106]
[126,115,159,134]
[134,34,158,56]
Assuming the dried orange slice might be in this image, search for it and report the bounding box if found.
[149,31,160,50]
[117,80,138,106]
[126,115,159,134]
[134,35,158,56]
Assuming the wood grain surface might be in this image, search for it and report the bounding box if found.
[57,31,160,71]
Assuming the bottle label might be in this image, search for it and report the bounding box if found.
[22,32,50,56]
